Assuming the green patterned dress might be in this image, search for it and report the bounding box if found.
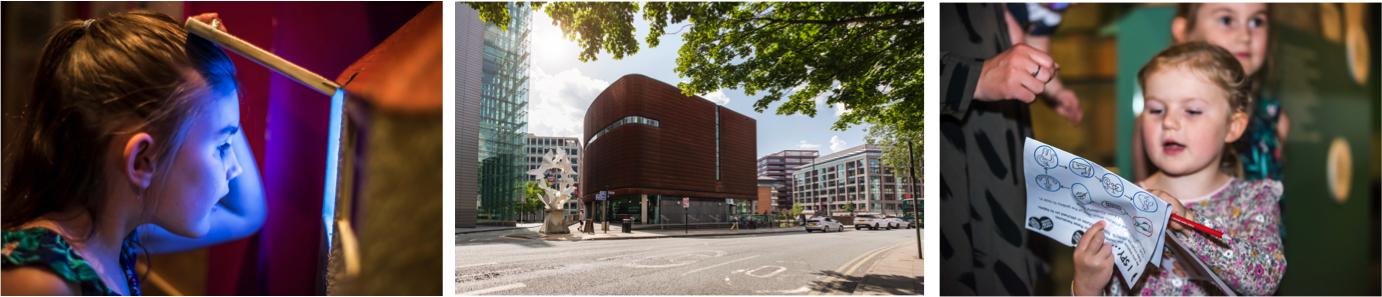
[1,228,141,295]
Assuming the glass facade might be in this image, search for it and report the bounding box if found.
[586,115,660,146]
[477,3,531,222]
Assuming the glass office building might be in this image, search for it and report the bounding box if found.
[475,3,531,223]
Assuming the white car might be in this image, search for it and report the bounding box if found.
[805,217,844,233]
[855,214,890,230]
[884,217,907,229]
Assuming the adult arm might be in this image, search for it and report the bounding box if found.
[940,51,986,120]
[143,131,266,254]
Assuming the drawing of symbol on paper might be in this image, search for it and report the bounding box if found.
[1069,158,1095,178]
[1034,145,1059,169]
[1101,201,1126,214]
[1132,191,1158,213]
[1101,173,1124,197]
[1027,216,1054,231]
[1133,216,1154,237]
[1071,183,1092,205]
[1072,230,1085,245]
[1035,174,1061,192]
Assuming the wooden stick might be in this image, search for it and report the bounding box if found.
[184,17,340,96]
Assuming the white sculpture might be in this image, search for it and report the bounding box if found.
[526,147,577,234]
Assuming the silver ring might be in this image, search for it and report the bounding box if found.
[1032,64,1041,78]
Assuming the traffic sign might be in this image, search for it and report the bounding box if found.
[597,194,607,200]
[682,197,690,208]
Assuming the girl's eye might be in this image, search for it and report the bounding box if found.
[1148,108,1164,115]
[1186,109,1203,116]
[218,142,232,156]
[1218,16,1233,26]
[1249,17,1265,28]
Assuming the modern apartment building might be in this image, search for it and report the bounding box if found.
[457,3,531,227]
[791,144,916,215]
[757,150,819,210]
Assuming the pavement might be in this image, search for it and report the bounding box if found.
[851,240,923,295]
[560,222,804,240]
[455,223,543,234]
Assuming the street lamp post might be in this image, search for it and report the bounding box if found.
[908,141,921,259]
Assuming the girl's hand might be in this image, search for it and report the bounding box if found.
[1147,189,1193,237]
[190,13,227,32]
[1073,220,1114,296]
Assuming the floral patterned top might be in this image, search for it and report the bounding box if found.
[2,228,141,296]
[1102,178,1286,296]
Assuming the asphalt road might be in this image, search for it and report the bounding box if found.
[455,225,920,295]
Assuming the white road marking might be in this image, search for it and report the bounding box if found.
[626,251,726,268]
[745,265,788,278]
[458,283,527,295]
[456,262,497,268]
[756,285,813,294]
[681,255,761,275]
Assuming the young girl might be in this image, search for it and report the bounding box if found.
[1134,3,1286,182]
[1072,42,1285,295]
[1,10,265,295]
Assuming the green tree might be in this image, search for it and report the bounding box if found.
[791,202,804,218]
[865,120,922,182]
[465,2,921,132]
[841,202,856,217]
[521,181,547,222]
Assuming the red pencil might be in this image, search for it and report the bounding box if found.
[1170,214,1233,243]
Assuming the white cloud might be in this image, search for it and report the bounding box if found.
[700,90,730,105]
[829,135,848,152]
[528,66,610,141]
[833,102,850,117]
[798,140,821,149]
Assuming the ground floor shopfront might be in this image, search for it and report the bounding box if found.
[583,194,761,224]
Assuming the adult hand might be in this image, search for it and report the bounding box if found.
[973,44,1059,103]
[1148,189,1192,237]
[190,12,227,32]
[1043,87,1084,125]
[1072,220,1113,296]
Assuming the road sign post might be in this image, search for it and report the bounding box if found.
[683,197,690,234]
[909,141,921,259]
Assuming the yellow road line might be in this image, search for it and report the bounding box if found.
[811,241,911,295]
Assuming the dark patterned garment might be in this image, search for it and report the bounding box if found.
[1238,94,1282,181]
[940,3,1045,295]
[1238,94,1286,241]
[2,228,141,296]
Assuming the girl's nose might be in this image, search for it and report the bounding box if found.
[1161,113,1181,131]
[226,149,243,181]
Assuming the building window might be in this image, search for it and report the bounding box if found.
[587,115,661,146]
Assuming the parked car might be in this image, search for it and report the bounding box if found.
[854,214,890,230]
[805,217,844,233]
[884,217,907,229]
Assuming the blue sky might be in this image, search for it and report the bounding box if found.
[526,9,869,158]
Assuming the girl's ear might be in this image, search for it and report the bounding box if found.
[1225,111,1249,143]
[124,133,157,191]
[1171,17,1188,44]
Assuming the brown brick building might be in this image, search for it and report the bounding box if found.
[580,74,757,224]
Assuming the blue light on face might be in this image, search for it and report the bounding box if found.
[322,89,345,248]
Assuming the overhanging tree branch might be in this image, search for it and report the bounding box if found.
[729,11,922,26]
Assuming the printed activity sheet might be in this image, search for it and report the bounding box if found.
[1023,138,1173,286]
